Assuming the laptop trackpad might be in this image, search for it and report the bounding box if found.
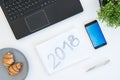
[25,10,50,32]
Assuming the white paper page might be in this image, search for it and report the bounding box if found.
[36,28,93,74]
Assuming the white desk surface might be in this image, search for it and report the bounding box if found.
[0,0,120,80]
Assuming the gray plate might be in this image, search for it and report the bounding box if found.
[0,48,29,80]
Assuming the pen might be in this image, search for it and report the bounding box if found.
[86,59,110,72]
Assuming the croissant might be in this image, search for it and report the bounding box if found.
[2,52,14,68]
[8,62,22,76]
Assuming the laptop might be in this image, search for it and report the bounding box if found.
[0,0,83,39]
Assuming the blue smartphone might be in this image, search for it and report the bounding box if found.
[85,20,107,49]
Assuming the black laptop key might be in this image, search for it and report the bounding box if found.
[2,0,56,21]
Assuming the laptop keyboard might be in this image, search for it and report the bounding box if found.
[2,0,56,21]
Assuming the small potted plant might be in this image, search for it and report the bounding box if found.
[98,0,120,28]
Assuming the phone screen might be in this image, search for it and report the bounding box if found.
[85,20,107,49]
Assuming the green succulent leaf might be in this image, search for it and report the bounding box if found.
[98,0,120,28]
